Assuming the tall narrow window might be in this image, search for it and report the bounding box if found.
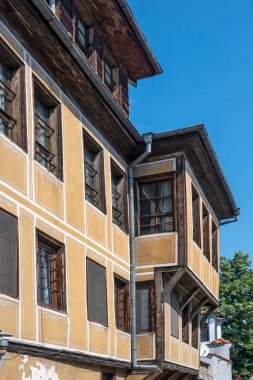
[111,161,128,233]
[182,305,190,344]
[212,221,218,271]
[114,276,130,333]
[102,374,115,380]
[0,41,26,149]
[58,0,73,34]
[170,289,179,339]
[36,231,65,311]
[87,259,108,325]
[202,204,210,261]
[192,314,199,349]
[0,210,18,298]
[83,131,106,213]
[104,61,114,91]
[136,282,154,333]
[192,185,200,247]
[34,80,62,180]
[75,15,89,54]
[138,178,174,235]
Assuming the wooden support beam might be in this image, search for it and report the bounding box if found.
[162,268,185,299]
[166,372,179,380]
[179,287,199,312]
[190,297,209,320]
[200,305,217,327]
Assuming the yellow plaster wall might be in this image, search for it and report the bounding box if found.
[86,202,106,246]
[0,297,19,337]
[113,224,129,262]
[89,322,108,354]
[116,331,131,360]
[135,233,177,266]
[38,309,68,346]
[136,334,154,359]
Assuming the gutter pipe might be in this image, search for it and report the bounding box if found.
[29,0,141,143]
[129,133,158,371]
[220,208,240,226]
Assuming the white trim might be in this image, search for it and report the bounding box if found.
[135,231,177,239]
[136,263,177,269]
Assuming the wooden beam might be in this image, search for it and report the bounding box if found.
[179,287,199,312]
[167,372,179,380]
[200,305,217,327]
[190,297,209,320]
[162,268,185,299]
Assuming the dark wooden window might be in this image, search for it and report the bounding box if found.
[201,325,209,342]
[102,374,115,380]
[120,68,129,116]
[87,259,108,325]
[36,231,65,311]
[111,161,128,233]
[83,131,106,213]
[136,282,154,333]
[114,276,130,333]
[0,209,18,298]
[57,0,73,34]
[212,221,218,271]
[182,304,190,344]
[0,40,26,150]
[192,185,200,247]
[75,15,89,54]
[138,179,174,235]
[34,80,62,180]
[202,204,210,261]
[170,289,179,339]
[192,314,199,349]
[104,61,114,91]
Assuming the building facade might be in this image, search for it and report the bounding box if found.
[0,1,238,379]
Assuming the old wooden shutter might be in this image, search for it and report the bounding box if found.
[120,68,129,116]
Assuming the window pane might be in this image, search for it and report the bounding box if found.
[0,210,17,297]
[170,289,179,338]
[87,259,108,325]
[136,283,152,333]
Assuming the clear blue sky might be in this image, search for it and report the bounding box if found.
[128,0,252,261]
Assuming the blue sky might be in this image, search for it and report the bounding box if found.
[128,0,252,261]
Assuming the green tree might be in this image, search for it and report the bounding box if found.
[219,251,253,378]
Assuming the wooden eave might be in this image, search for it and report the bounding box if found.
[0,0,141,160]
[137,125,238,222]
[80,0,162,80]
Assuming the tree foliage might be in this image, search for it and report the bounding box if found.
[219,251,253,378]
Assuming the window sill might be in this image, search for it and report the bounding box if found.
[136,230,177,239]
[0,292,19,302]
[0,132,27,156]
[37,304,67,316]
[88,320,109,329]
[116,328,130,336]
[34,160,63,184]
[112,221,129,236]
[85,199,107,217]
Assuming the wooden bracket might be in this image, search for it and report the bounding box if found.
[179,287,199,312]
[200,305,217,327]
[190,297,209,320]
[162,268,185,299]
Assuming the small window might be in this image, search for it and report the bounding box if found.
[36,231,65,311]
[75,15,89,54]
[202,204,210,261]
[212,221,218,271]
[58,0,73,34]
[138,179,174,235]
[182,304,190,344]
[192,185,200,247]
[111,161,128,233]
[87,259,108,325]
[192,314,199,349]
[0,209,18,298]
[114,276,130,333]
[201,325,209,342]
[102,374,115,380]
[170,289,179,339]
[83,131,106,213]
[34,80,63,180]
[104,61,114,91]
[136,282,154,333]
[0,40,26,149]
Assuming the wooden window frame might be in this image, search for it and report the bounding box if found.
[0,208,19,299]
[86,258,108,326]
[212,221,218,272]
[33,78,63,180]
[56,0,74,35]
[182,304,190,344]
[83,130,106,214]
[191,314,199,349]
[114,275,130,333]
[0,39,27,151]
[170,288,180,339]
[36,230,66,312]
[75,14,89,55]
[136,173,176,236]
[111,160,128,233]
[192,185,201,247]
[202,203,210,261]
[103,60,114,91]
[136,281,155,334]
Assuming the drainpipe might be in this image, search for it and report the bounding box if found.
[129,133,158,371]
[220,208,240,226]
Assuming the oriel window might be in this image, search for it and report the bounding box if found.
[0,40,26,149]
[111,161,128,233]
[34,80,63,180]
[138,178,174,235]
[136,282,154,333]
[192,185,200,247]
[83,131,106,213]
[36,231,65,312]
[0,209,18,298]
[114,276,130,333]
